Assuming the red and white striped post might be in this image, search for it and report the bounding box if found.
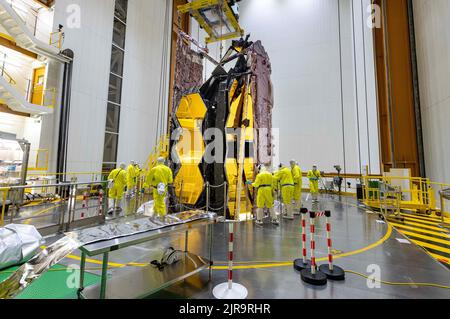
[228,222,234,289]
[302,212,307,264]
[98,190,104,216]
[300,211,327,285]
[326,212,333,271]
[81,191,88,218]
[213,222,248,299]
[293,208,311,271]
[309,211,317,275]
[319,210,345,280]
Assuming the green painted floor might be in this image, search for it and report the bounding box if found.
[0,264,101,299]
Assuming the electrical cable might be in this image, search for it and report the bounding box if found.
[344,269,450,290]
[2,265,448,291]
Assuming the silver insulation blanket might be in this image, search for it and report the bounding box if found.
[0,224,44,271]
[0,211,215,299]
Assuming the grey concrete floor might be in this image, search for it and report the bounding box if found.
[52,194,450,299]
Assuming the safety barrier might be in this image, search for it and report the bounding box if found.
[26,171,109,184]
[0,181,107,236]
[212,221,248,299]
[294,210,345,286]
[293,208,311,271]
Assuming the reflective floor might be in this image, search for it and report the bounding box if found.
[51,194,450,299]
[3,193,151,229]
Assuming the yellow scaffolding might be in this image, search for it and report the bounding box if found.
[362,175,436,214]
[178,0,244,43]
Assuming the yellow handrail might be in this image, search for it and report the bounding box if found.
[49,31,63,49]
[28,149,49,172]
[361,175,440,213]
[0,68,16,85]
[143,134,170,172]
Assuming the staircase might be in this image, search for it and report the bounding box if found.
[143,135,170,172]
[0,0,71,63]
[0,74,54,115]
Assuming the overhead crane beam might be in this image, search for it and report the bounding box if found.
[178,0,244,44]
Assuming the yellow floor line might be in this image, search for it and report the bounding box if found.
[192,224,394,271]
[393,219,450,233]
[399,215,441,227]
[409,239,450,255]
[398,230,450,246]
[389,222,450,239]
[62,224,393,271]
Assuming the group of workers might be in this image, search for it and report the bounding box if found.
[249,161,322,226]
[106,156,322,224]
[107,157,173,217]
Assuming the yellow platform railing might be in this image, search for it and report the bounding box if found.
[143,135,170,173]
[28,149,49,172]
[0,68,17,85]
[361,175,450,214]
[49,31,64,49]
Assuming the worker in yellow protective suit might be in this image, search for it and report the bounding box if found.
[307,164,321,203]
[290,160,303,214]
[145,157,173,217]
[274,164,295,220]
[107,163,127,213]
[126,161,139,197]
[248,165,278,226]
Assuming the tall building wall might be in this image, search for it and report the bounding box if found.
[413,0,450,184]
[237,0,380,179]
[39,0,170,176]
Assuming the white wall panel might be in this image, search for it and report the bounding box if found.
[235,0,380,182]
[116,0,170,167]
[40,0,170,175]
[413,0,450,183]
[39,0,114,176]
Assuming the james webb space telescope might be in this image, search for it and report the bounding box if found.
[170,36,274,220]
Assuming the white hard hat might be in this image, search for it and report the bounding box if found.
[157,157,165,164]
[120,162,126,169]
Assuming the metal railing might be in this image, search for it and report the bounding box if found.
[26,171,110,183]
[6,0,59,48]
[49,31,64,49]
[0,181,108,235]
[439,189,450,226]
[0,55,57,109]
[361,175,450,214]
[0,67,17,85]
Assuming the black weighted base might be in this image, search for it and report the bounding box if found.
[300,269,327,286]
[319,264,346,281]
[293,259,312,271]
